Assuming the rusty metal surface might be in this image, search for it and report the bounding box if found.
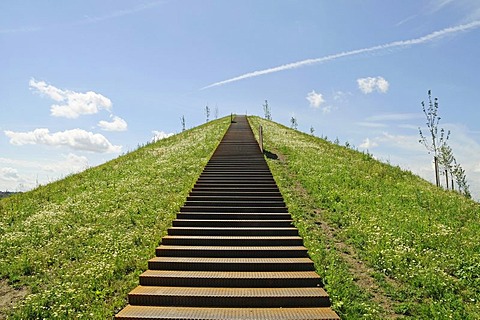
[116,306,340,320]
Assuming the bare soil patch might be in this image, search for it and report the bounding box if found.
[0,280,29,319]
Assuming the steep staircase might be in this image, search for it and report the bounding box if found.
[115,116,340,319]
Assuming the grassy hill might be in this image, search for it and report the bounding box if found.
[0,117,230,319]
[1,115,479,319]
[249,116,480,319]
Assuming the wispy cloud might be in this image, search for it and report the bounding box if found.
[79,1,165,25]
[0,1,165,34]
[201,20,480,90]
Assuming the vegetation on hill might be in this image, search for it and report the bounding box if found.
[249,116,480,319]
[0,117,230,319]
[2,114,479,319]
[0,192,20,200]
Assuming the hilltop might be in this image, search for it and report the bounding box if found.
[1,115,479,319]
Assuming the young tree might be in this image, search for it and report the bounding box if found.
[310,126,315,136]
[290,116,298,130]
[263,100,272,120]
[438,144,455,190]
[452,160,471,198]
[180,115,186,132]
[418,90,450,187]
[205,105,210,122]
[214,105,219,119]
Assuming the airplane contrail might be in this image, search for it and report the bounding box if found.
[201,20,480,90]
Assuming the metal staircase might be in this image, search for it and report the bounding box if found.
[115,115,339,319]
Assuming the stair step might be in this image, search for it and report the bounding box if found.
[167,227,298,236]
[148,257,315,271]
[180,207,288,213]
[139,270,321,287]
[155,246,308,258]
[188,191,282,197]
[172,219,293,227]
[186,196,284,202]
[115,305,340,320]
[128,286,330,308]
[190,187,280,192]
[161,236,304,246]
[184,201,286,207]
[175,213,292,220]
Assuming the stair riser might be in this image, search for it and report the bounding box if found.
[128,295,330,308]
[172,220,293,227]
[188,192,282,197]
[186,196,285,202]
[139,277,321,288]
[180,207,288,213]
[161,238,304,246]
[175,213,292,220]
[167,229,298,236]
[183,202,286,208]
[155,249,308,258]
[147,261,315,272]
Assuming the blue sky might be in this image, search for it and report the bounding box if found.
[1,0,480,199]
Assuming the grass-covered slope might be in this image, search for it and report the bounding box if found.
[249,116,480,319]
[0,117,230,319]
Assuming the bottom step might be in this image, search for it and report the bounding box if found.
[115,305,340,320]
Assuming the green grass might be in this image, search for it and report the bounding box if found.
[0,117,230,319]
[249,116,480,319]
[3,115,479,319]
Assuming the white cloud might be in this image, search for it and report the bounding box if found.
[4,128,121,153]
[357,76,389,94]
[359,138,379,149]
[152,131,174,142]
[0,167,20,181]
[98,116,128,131]
[29,78,112,118]
[201,20,480,89]
[306,90,325,108]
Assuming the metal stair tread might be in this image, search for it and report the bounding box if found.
[162,235,303,240]
[140,270,321,279]
[156,245,307,251]
[129,286,329,298]
[149,257,313,263]
[115,306,340,320]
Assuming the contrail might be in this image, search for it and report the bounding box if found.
[201,20,480,90]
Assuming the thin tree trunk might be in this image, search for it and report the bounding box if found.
[445,170,449,190]
[434,156,440,187]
